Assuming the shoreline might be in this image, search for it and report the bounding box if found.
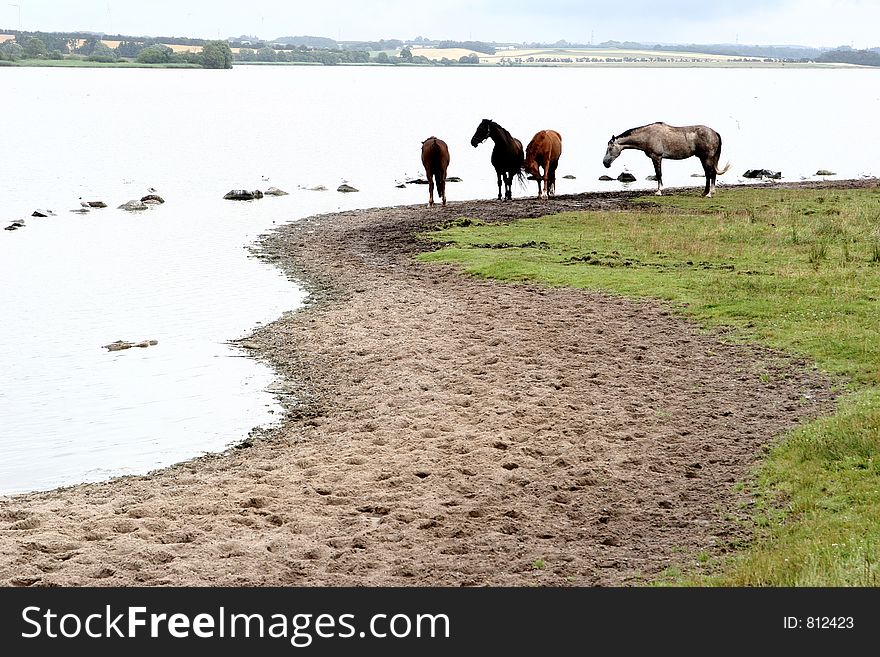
[0,181,856,586]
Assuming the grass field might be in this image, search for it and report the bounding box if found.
[6,57,199,68]
[419,186,880,585]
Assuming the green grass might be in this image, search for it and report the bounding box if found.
[6,58,200,68]
[419,186,880,586]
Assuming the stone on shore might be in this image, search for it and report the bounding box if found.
[743,169,782,179]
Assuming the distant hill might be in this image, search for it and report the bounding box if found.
[273,35,338,49]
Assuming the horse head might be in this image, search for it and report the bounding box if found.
[603,135,622,168]
[471,119,492,147]
[522,156,540,179]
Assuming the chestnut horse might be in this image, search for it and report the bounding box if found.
[603,122,731,197]
[524,130,562,199]
[470,119,525,201]
[421,136,450,206]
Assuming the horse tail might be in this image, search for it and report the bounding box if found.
[716,161,731,176]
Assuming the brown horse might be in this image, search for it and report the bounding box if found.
[524,130,562,199]
[421,136,450,206]
[603,122,730,197]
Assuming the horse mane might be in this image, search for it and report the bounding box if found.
[616,122,664,139]
[488,120,518,150]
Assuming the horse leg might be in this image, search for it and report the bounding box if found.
[504,172,513,200]
[438,174,447,206]
[702,160,713,197]
[650,155,663,195]
[707,157,719,197]
[427,175,435,207]
[548,159,558,197]
[496,171,503,201]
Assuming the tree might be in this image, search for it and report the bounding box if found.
[0,41,24,61]
[373,51,389,63]
[115,40,146,59]
[237,47,256,62]
[23,37,49,59]
[256,46,276,62]
[458,53,480,64]
[88,42,117,63]
[201,40,233,69]
[400,46,413,61]
[136,44,172,64]
[74,37,98,56]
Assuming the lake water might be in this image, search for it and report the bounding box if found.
[1,64,878,496]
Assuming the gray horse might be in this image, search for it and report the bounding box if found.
[603,122,730,197]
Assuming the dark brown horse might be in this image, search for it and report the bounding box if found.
[421,136,450,206]
[524,130,562,199]
[603,122,730,197]
[470,119,525,201]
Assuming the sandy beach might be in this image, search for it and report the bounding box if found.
[0,188,839,586]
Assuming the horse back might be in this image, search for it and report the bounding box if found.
[421,137,450,172]
[525,130,562,166]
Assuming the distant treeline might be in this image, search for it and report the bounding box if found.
[4,28,880,68]
[234,46,481,66]
[816,47,880,66]
[234,35,498,55]
[0,30,231,68]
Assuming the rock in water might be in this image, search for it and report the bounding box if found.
[263,187,289,196]
[140,194,165,204]
[118,200,149,211]
[815,169,836,176]
[337,184,359,193]
[617,172,637,182]
[103,339,158,351]
[598,175,614,181]
[223,190,264,200]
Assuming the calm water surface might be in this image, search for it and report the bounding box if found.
[1,65,878,495]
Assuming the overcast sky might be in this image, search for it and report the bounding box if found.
[3,1,878,48]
